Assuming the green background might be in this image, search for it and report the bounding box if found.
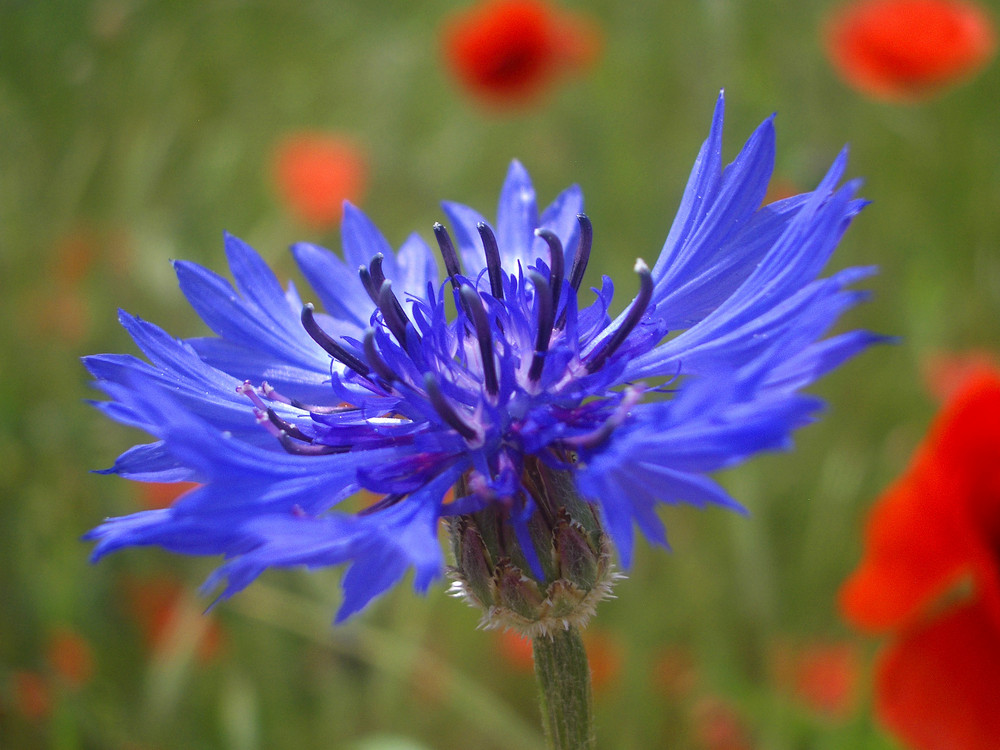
[2,0,998,747]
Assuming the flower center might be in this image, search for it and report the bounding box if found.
[239,215,655,463]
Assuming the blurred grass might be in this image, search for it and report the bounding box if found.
[2,0,999,748]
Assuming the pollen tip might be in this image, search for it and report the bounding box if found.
[634,258,649,274]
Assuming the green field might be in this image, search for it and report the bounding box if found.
[2,1,998,748]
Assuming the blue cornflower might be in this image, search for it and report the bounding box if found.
[85,94,881,629]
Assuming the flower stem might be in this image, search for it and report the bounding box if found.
[532,625,595,750]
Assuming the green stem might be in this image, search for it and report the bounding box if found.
[532,625,595,750]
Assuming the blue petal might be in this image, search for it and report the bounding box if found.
[496,160,540,269]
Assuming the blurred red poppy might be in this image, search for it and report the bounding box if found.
[825,0,996,100]
[46,628,95,689]
[921,349,998,401]
[135,481,201,510]
[442,0,601,107]
[124,577,225,664]
[691,696,753,750]
[771,639,861,720]
[10,671,50,721]
[840,368,1000,749]
[273,134,367,229]
[651,646,697,698]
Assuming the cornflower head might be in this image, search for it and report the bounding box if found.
[85,94,882,634]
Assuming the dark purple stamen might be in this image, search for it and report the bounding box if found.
[585,259,654,373]
[277,433,350,455]
[376,280,416,347]
[358,264,379,305]
[568,214,592,294]
[363,329,399,385]
[555,214,592,329]
[433,223,463,288]
[528,271,555,382]
[424,372,479,441]
[368,253,386,289]
[534,228,564,314]
[460,284,499,397]
[477,222,505,301]
[301,304,371,376]
[358,492,405,516]
[265,408,311,442]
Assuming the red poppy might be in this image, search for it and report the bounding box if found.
[921,349,999,401]
[690,696,753,750]
[135,481,201,510]
[840,368,1000,749]
[771,639,861,720]
[273,134,367,229]
[824,0,997,100]
[46,628,95,689]
[651,646,697,698]
[9,671,51,721]
[124,577,225,663]
[442,0,602,106]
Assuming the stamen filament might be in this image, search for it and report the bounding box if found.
[278,433,351,455]
[433,223,463,288]
[300,304,371,376]
[264,408,311,442]
[557,214,592,329]
[528,271,555,382]
[535,228,564,316]
[363,329,399,385]
[477,222,505,300]
[376,280,417,347]
[358,264,379,305]
[424,372,479,441]
[568,214,592,294]
[460,284,499,397]
[585,259,653,373]
[368,253,386,289]
[358,492,406,516]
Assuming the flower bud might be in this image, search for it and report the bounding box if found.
[447,457,619,637]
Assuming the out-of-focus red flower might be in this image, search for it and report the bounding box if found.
[124,577,225,664]
[32,228,100,344]
[496,629,535,671]
[771,640,861,720]
[840,368,1000,749]
[921,350,999,402]
[579,629,623,690]
[273,134,367,229]
[442,0,602,107]
[46,628,95,689]
[135,481,201,510]
[651,646,698,698]
[10,671,51,721]
[824,0,996,100]
[495,628,622,690]
[691,696,753,750]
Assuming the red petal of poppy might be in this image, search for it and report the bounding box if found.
[840,369,1000,631]
[930,371,1000,628]
[921,350,999,402]
[839,454,975,631]
[876,598,1000,750]
[825,0,997,100]
[442,0,600,105]
[273,134,367,229]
